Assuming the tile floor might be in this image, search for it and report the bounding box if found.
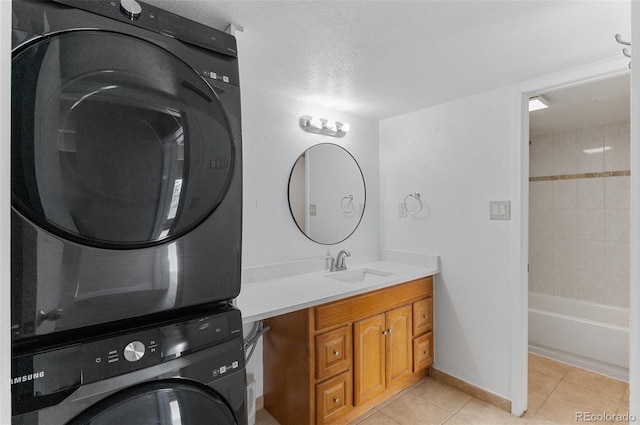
[256,354,630,425]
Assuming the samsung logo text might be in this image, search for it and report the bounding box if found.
[11,371,45,385]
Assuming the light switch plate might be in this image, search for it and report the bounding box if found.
[399,202,407,218]
[489,201,511,220]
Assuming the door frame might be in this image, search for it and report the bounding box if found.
[509,56,630,416]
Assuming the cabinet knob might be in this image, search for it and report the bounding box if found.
[333,350,340,356]
[423,314,429,319]
[424,350,429,355]
[333,397,340,403]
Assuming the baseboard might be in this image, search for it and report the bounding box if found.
[529,344,629,382]
[430,367,511,413]
[256,395,264,411]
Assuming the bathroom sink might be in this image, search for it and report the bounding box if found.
[324,268,393,284]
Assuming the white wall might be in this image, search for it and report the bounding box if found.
[379,87,514,399]
[240,86,380,268]
[629,0,640,418]
[239,85,380,398]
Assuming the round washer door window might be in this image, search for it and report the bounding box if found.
[12,30,235,248]
[66,381,238,425]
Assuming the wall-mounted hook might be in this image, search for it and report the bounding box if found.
[615,33,631,46]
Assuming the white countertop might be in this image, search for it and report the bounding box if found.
[236,261,439,324]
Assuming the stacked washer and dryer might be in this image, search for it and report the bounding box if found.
[11,1,247,424]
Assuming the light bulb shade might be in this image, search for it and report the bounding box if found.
[324,119,337,132]
[308,116,323,129]
[299,115,348,138]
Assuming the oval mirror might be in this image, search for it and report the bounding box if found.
[288,143,366,244]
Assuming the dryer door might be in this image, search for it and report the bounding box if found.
[12,30,235,249]
[66,381,238,425]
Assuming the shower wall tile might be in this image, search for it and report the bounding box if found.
[577,270,605,303]
[553,179,578,210]
[604,138,631,172]
[554,268,580,298]
[529,265,555,294]
[604,176,630,209]
[529,121,630,307]
[529,208,555,239]
[577,209,605,241]
[605,208,630,242]
[554,209,578,240]
[577,178,605,209]
[552,143,578,175]
[577,240,606,273]
[529,237,555,266]
[554,128,578,145]
[578,125,604,144]
[577,139,605,174]
[604,121,630,141]
[605,241,630,276]
[604,273,630,307]
[530,181,554,209]
[554,239,578,268]
[530,141,553,178]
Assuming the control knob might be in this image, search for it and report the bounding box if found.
[120,0,142,20]
[124,341,145,362]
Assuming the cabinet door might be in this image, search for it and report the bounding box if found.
[413,331,434,372]
[353,313,385,405]
[386,305,413,387]
[316,371,352,425]
[316,326,351,381]
[413,297,433,336]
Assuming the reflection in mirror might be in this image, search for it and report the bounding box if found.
[288,143,366,244]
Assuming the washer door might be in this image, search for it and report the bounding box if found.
[66,381,238,425]
[12,30,235,249]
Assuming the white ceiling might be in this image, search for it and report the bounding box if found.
[146,0,631,120]
[530,74,630,136]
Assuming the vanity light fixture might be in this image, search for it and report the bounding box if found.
[299,115,350,138]
[528,96,548,112]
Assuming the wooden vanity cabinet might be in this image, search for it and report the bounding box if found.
[263,276,434,425]
[353,305,413,405]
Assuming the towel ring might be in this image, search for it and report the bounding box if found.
[404,192,423,216]
[341,195,354,214]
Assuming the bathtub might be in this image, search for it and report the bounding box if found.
[528,292,629,381]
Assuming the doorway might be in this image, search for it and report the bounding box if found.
[526,75,631,418]
[510,58,635,416]
[510,58,630,417]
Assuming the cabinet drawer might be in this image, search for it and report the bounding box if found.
[316,371,352,424]
[316,326,352,381]
[413,332,433,372]
[316,277,433,330]
[413,297,433,336]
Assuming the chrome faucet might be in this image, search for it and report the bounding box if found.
[331,250,351,272]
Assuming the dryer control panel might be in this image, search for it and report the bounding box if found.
[51,0,239,58]
[11,307,244,416]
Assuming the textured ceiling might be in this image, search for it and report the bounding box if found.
[146,1,631,119]
[530,74,630,136]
